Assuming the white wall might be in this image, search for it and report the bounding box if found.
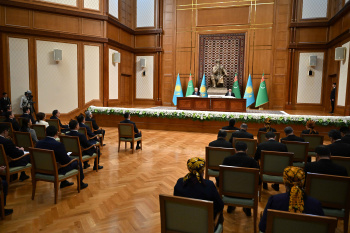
[9,38,30,115]
[36,40,78,113]
[109,0,119,19]
[136,56,154,99]
[337,42,350,106]
[109,49,119,99]
[40,0,77,7]
[297,52,324,104]
[302,0,327,19]
[84,0,99,10]
[84,45,100,103]
[137,0,155,27]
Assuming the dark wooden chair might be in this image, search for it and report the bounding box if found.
[232,138,257,158]
[221,129,237,142]
[118,123,142,153]
[330,156,350,176]
[85,121,104,146]
[257,131,280,144]
[205,146,235,179]
[282,141,309,167]
[301,134,324,157]
[13,131,34,151]
[32,124,46,140]
[46,119,61,132]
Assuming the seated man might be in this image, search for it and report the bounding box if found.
[0,178,13,216]
[4,111,20,131]
[120,112,142,150]
[225,89,235,97]
[340,126,350,144]
[192,87,200,96]
[305,145,347,176]
[20,106,35,125]
[76,114,99,144]
[1,105,11,116]
[327,129,350,157]
[280,126,304,142]
[222,141,259,216]
[209,130,232,148]
[222,118,239,131]
[50,110,69,132]
[85,110,105,141]
[0,124,30,181]
[229,123,253,144]
[36,126,88,189]
[66,120,103,170]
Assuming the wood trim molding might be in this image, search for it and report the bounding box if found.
[108,38,162,53]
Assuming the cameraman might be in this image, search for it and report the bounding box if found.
[20,91,31,110]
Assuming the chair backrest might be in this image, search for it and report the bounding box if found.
[85,121,93,131]
[305,173,350,210]
[46,119,60,131]
[222,130,237,142]
[265,209,338,233]
[261,151,294,176]
[59,135,82,157]
[282,141,309,164]
[159,194,215,233]
[16,117,26,128]
[205,146,235,171]
[29,148,57,176]
[13,131,34,150]
[78,127,89,139]
[0,116,5,122]
[0,145,9,168]
[219,166,259,200]
[301,134,324,152]
[0,122,14,138]
[232,138,257,157]
[330,156,350,176]
[32,124,46,140]
[118,123,134,138]
[257,131,280,144]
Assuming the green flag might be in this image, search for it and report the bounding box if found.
[232,73,241,98]
[255,73,269,107]
[185,73,195,97]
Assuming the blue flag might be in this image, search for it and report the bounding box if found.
[172,74,184,105]
[200,74,208,97]
[243,74,255,107]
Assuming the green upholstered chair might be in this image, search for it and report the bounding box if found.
[159,194,223,233]
[78,127,101,150]
[259,151,294,201]
[232,138,257,158]
[306,173,350,233]
[0,116,5,122]
[13,131,34,151]
[46,119,61,132]
[16,117,26,128]
[205,146,235,179]
[301,134,324,157]
[222,130,237,142]
[85,121,104,147]
[0,178,4,220]
[282,141,309,167]
[331,156,350,176]
[219,166,259,233]
[32,124,46,140]
[257,131,280,144]
[0,122,14,140]
[59,135,98,172]
[0,144,31,184]
[29,148,80,204]
[118,123,142,154]
[265,209,338,233]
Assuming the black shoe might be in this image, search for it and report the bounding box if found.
[271,184,280,191]
[4,209,13,216]
[103,144,106,146]
[243,208,251,217]
[60,180,74,189]
[80,182,88,190]
[227,206,236,213]
[19,173,29,182]
[263,182,268,190]
[93,165,103,170]
[83,163,90,169]
[136,146,141,150]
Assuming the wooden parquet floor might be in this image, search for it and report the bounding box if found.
[0,128,346,233]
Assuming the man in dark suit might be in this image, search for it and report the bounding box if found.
[327,129,350,157]
[222,118,239,131]
[229,123,253,144]
[209,130,232,148]
[1,105,11,116]
[305,145,347,176]
[85,110,105,142]
[36,126,88,189]
[120,112,142,150]
[77,114,100,144]
[225,89,235,97]
[0,92,11,113]
[20,107,36,125]
[222,141,259,216]
[0,124,30,181]
[280,126,305,142]
[50,110,69,132]
[0,179,13,216]
[340,126,350,144]
[330,83,336,114]
[66,120,103,170]
[192,87,200,96]
[4,111,20,131]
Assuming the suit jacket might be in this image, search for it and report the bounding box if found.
[50,116,68,129]
[0,97,10,111]
[192,91,200,96]
[258,127,276,132]
[255,139,288,161]
[301,129,319,135]
[20,113,36,125]
[225,92,235,97]
[259,192,324,232]
[5,118,20,131]
[120,119,139,134]
[305,159,348,176]
[331,87,336,100]
[327,140,350,157]
[36,137,71,165]
[85,117,99,130]
[209,138,233,148]
[79,122,96,138]
[66,130,95,156]
[280,134,305,142]
[229,129,254,144]
[341,135,350,144]
[223,152,259,169]
[221,126,239,131]
[0,136,24,159]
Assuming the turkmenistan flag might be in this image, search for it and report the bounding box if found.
[185,73,195,97]
[255,73,269,107]
[232,73,241,98]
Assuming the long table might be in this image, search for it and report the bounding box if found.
[176,97,246,112]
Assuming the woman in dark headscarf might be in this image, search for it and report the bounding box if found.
[258,118,277,132]
[301,120,319,134]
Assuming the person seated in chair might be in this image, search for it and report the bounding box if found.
[327,129,350,157]
[50,110,69,132]
[225,89,235,97]
[229,123,253,144]
[222,118,239,131]
[259,166,324,233]
[20,118,38,143]
[20,106,35,125]
[120,112,142,150]
[280,126,304,142]
[192,87,200,96]
[4,111,20,131]
[301,120,319,135]
[340,126,350,145]
[1,105,11,116]
[35,126,88,189]
[36,112,49,128]
[76,114,100,144]
[66,120,103,170]
[85,110,105,143]
[0,124,30,181]
[258,118,276,132]
[0,178,13,216]
[209,130,232,148]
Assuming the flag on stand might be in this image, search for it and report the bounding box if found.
[172,74,184,106]
[255,73,269,107]
[185,73,195,97]
[232,73,241,98]
[200,74,208,97]
[243,74,255,107]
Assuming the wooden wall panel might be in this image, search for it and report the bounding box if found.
[4,7,30,28]
[107,23,120,42]
[33,11,79,34]
[120,0,134,28]
[82,18,104,37]
[135,35,156,48]
[197,7,250,26]
[255,4,274,24]
[176,10,191,29]
[119,29,134,48]
[297,27,328,43]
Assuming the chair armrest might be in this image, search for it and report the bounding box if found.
[81,145,95,151]
[7,152,29,162]
[57,158,79,169]
[214,210,223,227]
[89,135,98,140]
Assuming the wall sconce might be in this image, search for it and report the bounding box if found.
[140,58,146,76]
[112,52,121,63]
[53,49,62,63]
[335,47,346,61]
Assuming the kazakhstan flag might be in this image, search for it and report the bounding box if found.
[172,74,184,105]
[243,74,255,107]
[200,74,208,97]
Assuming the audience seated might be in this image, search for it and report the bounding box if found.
[120,113,142,150]
[258,118,276,132]
[301,120,318,135]
[77,114,99,144]
[280,126,305,142]
[50,110,68,131]
[1,105,11,116]
[36,112,49,128]
[0,124,30,181]
[35,126,88,189]
[327,129,350,157]
[221,118,239,131]
[0,178,12,216]
[222,141,259,216]
[259,166,324,232]
[20,118,38,143]
[340,126,350,144]
[20,107,36,125]
[4,111,20,131]
[229,123,254,144]
[209,130,233,148]
[304,145,347,176]
[85,110,105,141]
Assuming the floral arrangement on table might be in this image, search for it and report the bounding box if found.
[88,106,350,127]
